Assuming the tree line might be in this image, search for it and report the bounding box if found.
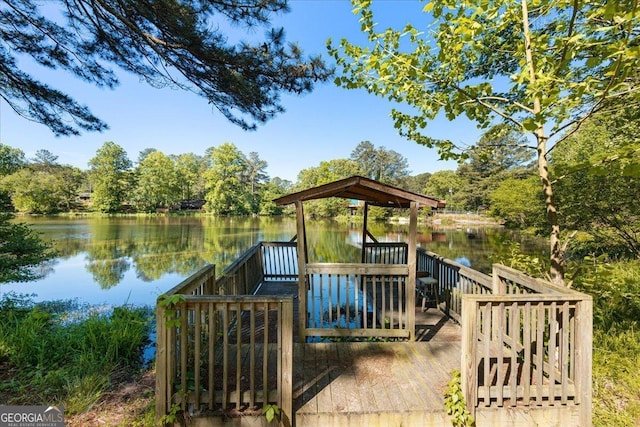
[0,139,417,217]
[3,100,639,263]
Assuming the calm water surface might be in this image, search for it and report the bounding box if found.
[1,215,546,308]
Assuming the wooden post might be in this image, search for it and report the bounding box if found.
[460,295,478,420]
[406,201,418,341]
[575,297,593,427]
[295,201,308,342]
[492,264,506,294]
[155,303,168,422]
[361,202,369,263]
[280,297,294,427]
[257,242,265,284]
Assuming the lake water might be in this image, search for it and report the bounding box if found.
[1,215,546,308]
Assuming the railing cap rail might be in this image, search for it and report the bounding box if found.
[461,293,592,303]
[178,295,295,303]
[492,264,591,296]
[418,247,493,284]
[306,262,409,275]
[160,263,216,298]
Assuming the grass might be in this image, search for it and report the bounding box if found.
[592,328,640,426]
[0,293,153,417]
[497,246,640,426]
[572,259,640,426]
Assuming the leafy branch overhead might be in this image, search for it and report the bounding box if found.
[329,0,639,286]
[329,0,639,159]
[0,0,332,136]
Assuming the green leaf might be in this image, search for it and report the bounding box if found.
[522,118,538,131]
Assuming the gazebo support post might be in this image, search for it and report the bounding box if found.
[361,202,369,263]
[295,200,308,343]
[407,201,418,341]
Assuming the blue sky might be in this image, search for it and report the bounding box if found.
[0,0,483,182]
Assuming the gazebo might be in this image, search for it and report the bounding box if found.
[273,175,445,341]
[156,175,593,426]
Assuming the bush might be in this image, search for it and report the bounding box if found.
[494,248,640,426]
[0,293,152,414]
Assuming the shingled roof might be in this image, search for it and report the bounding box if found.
[273,175,445,209]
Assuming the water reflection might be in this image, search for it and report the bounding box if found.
[2,216,546,306]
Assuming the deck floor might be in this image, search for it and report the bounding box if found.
[256,280,462,426]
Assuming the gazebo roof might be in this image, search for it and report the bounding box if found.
[273,175,446,209]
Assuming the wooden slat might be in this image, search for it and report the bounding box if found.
[155,304,168,416]
[575,298,593,427]
[549,302,557,404]
[561,302,570,404]
[280,299,293,424]
[496,302,504,407]
[180,304,188,410]
[509,302,518,407]
[249,303,256,408]
[222,304,229,409]
[482,302,491,407]
[314,344,333,413]
[523,301,531,403]
[208,302,215,410]
[536,302,545,405]
[263,302,269,407]
[461,298,478,416]
[194,302,201,410]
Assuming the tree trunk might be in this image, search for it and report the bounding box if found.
[522,0,565,285]
[536,132,565,286]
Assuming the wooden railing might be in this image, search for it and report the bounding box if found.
[416,248,492,323]
[305,263,410,339]
[416,249,591,424]
[363,242,408,264]
[460,266,592,425]
[215,243,264,295]
[157,242,592,425]
[261,242,298,281]
[156,246,294,425]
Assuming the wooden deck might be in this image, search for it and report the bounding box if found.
[254,280,462,426]
[157,249,591,427]
[293,341,459,426]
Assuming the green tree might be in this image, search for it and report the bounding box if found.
[0,143,25,176]
[204,143,250,215]
[402,172,431,195]
[258,178,291,216]
[490,177,545,230]
[133,151,180,212]
[137,148,157,166]
[31,149,59,170]
[553,98,640,257]
[457,124,535,211]
[50,165,84,211]
[330,0,640,285]
[244,151,269,213]
[0,213,52,282]
[296,159,363,218]
[174,153,206,201]
[1,0,331,136]
[1,162,83,213]
[2,169,61,213]
[88,142,132,213]
[0,143,26,207]
[423,170,465,211]
[350,141,409,184]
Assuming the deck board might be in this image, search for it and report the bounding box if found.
[254,280,461,425]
